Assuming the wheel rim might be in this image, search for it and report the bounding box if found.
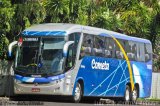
[125,88,130,101]
[74,84,81,101]
[132,89,137,101]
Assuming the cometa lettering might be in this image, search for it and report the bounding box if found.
[91,59,109,70]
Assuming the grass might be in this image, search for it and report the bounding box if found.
[138,98,160,102]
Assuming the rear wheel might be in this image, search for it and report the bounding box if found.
[73,82,82,103]
[131,87,138,104]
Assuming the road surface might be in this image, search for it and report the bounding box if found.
[0,96,159,106]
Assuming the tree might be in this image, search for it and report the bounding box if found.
[0,0,46,59]
[44,0,69,23]
[69,0,88,24]
[0,0,14,59]
[10,1,46,41]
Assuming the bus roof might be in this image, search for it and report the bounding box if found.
[22,23,151,44]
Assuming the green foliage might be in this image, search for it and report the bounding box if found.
[120,1,152,37]
[0,0,14,59]
[0,34,9,59]
[0,0,46,59]
[0,0,14,35]
[11,1,46,39]
[44,0,69,22]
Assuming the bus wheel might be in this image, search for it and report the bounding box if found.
[73,82,82,103]
[124,85,131,102]
[131,87,138,103]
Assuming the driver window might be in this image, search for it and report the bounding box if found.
[65,44,75,71]
[65,33,80,71]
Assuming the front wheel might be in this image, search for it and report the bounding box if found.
[72,82,82,103]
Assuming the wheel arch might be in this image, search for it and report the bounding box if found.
[72,77,84,95]
[77,79,84,95]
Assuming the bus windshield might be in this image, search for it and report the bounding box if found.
[15,37,65,76]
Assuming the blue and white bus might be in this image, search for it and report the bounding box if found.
[8,23,152,102]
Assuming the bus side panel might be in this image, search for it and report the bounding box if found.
[96,58,130,97]
[131,60,152,98]
[75,56,130,97]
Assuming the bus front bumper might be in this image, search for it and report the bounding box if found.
[14,79,70,95]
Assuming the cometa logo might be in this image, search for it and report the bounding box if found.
[91,59,109,70]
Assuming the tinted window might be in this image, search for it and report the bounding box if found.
[68,33,80,49]
[125,41,137,61]
[68,33,80,56]
[80,34,93,59]
[69,33,80,41]
[115,39,124,59]
[104,37,115,58]
[108,38,115,58]
[65,44,74,70]
[137,43,145,61]
[145,43,152,62]
[93,36,105,57]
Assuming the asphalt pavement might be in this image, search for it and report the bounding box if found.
[0,96,159,106]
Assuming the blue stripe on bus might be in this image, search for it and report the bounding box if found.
[15,74,65,83]
[22,31,66,36]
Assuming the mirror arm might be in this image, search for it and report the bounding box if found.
[8,41,18,57]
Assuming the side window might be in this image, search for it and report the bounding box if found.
[69,33,80,42]
[107,38,115,58]
[104,37,111,58]
[80,34,93,59]
[68,33,80,62]
[93,36,105,57]
[137,43,145,62]
[65,44,74,70]
[145,43,152,62]
[68,33,80,49]
[126,41,137,61]
[115,39,124,59]
[69,33,74,41]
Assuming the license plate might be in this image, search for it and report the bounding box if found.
[32,88,40,92]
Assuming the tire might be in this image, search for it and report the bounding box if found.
[72,82,82,103]
[124,85,131,102]
[131,87,138,104]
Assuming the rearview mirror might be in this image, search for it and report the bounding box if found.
[7,41,18,60]
[63,41,74,57]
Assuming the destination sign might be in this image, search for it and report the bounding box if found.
[23,38,38,41]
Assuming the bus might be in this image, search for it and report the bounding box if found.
[8,23,152,103]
